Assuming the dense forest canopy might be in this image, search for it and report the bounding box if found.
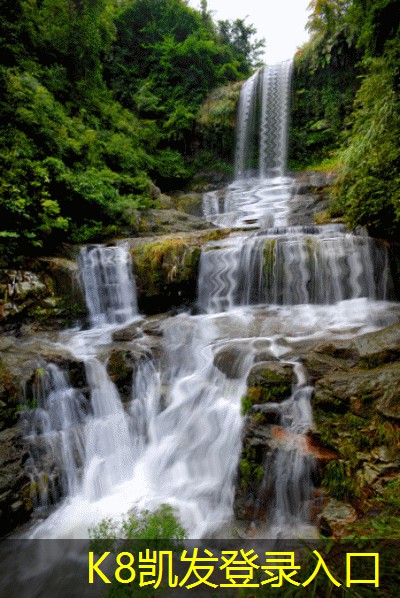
[0,0,399,260]
[0,0,263,260]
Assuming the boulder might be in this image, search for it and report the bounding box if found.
[129,230,230,314]
[314,362,400,417]
[112,324,142,342]
[213,345,247,379]
[0,258,87,330]
[106,348,151,402]
[319,499,357,537]
[246,362,294,404]
[172,193,204,217]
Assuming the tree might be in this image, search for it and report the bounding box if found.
[218,18,265,73]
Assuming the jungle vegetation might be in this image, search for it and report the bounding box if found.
[290,0,400,240]
[0,0,263,258]
[1,0,399,258]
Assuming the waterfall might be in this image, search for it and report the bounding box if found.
[198,226,391,313]
[203,61,294,229]
[23,364,87,509]
[22,63,398,545]
[235,61,292,179]
[79,244,138,327]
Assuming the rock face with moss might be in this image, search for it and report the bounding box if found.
[0,334,91,534]
[233,323,400,536]
[0,257,86,331]
[234,362,295,520]
[297,324,400,536]
[289,170,339,227]
[129,230,229,314]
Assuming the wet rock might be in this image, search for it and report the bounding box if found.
[112,324,142,342]
[319,499,357,537]
[234,362,297,521]
[0,425,32,536]
[298,351,350,384]
[142,322,164,337]
[0,259,86,330]
[0,335,89,410]
[305,431,338,465]
[106,348,150,402]
[253,351,278,363]
[134,209,211,236]
[314,362,400,417]
[172,192,204,217]
[288,171,338,227]
[148,182,162,200]
[129,230,229,314]
[305,322,400,372]
[0,358,21,431]
[353,323,400,369]
[190,169,233,192]
[246,362,294,404]
[213,346,247,379]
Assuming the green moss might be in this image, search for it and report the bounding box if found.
[107,351,132,385]
[263,240,276,283]
[239,447,264,489]
[374,420,399,450]
[131,237,191,295]
[0,359,21,427]
[241,387,263,415]
[131,230,230,299]
[322,460,360,501]
[196,82,242,163]
[251,370,292,403]
[316,403,400,506]
[252,412,267,425]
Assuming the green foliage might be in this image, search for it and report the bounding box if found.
[217,18,265,73]
[0,0,262,258]
[291,0,400,243]
[89,504,186,597]
[322,460,360,501]
[196,81,242,162]
[107,0,262,182]
[333,57,400,239]
[289,36,360,169]
[89,504,186,548]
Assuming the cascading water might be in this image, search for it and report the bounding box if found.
[204,60,293,229]
[198,60,396,538]
[78,244,138,326]
[235,61,292,178]
[22,62,399,544]
[198,226,391,313]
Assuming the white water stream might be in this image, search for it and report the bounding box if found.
[23,62,399,541]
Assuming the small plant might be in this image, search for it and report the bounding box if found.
[322,460,359,501]
[89,504,186,552]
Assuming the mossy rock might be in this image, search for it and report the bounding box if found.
[107,349,150,402]
[130,230,229,314]
[0,259,87,330]
[172,193,204,217]
[0,426,32,536]
[196,82,242,166]
[243,362,294,411]
[314,362,400,417]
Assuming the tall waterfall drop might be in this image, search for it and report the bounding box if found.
[235,61,292,178]
[203,61,294,229]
